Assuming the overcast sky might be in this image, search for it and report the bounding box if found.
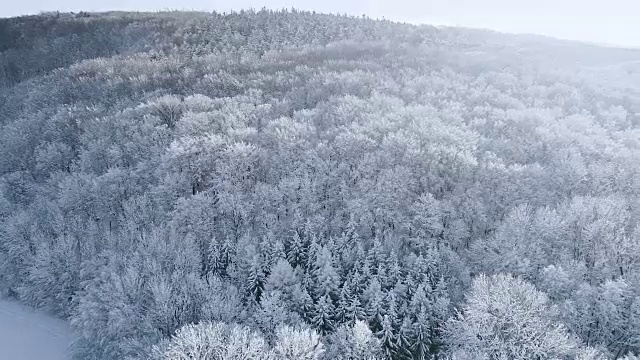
[2,0,639,48]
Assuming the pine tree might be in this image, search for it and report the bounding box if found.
[339,278,367,326]
[385,291,401,329]
[364,278,385,332]
[341,216,359,249]
[378,315,397,359]
[409,282,431,316]
[386,251,402,288]
[376,262,388,289]
[312,245,340,300]
[286,231,306,269]
[337,277,353,323]
[412,309,432,360]
[431,276,450,327]
[313,294,336,334]
[366,238,384,276]
[306,234,321,271]
[261,232,286,270]
[394,317,415,360]
[246,254,265,303]
[210,237,231,277]
[350,268,367,297]
[345,296,367,326]
[294,286,315,324]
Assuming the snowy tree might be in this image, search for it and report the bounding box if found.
[264,258,300,302]
[325,320,383,360]
[153,322,272,360]
[273,326,324,360]
[313,294,337,334]
[286,231,307,269]
[312,245,340,300]
[245,252,266,303]
[445,274,579,360]
[363,278,385,332]
[252,291,301,336]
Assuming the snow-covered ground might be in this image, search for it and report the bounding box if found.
[0,299,73,360]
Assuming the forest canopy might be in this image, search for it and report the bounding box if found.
[1,9,639,360]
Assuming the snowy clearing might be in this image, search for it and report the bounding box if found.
[0,299,73,360]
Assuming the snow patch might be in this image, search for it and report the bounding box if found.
[0,299,73,360]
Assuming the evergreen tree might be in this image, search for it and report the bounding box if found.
[313,294,336,334]
[246,253,266,303]
[312,245,340,300]
[294,286,315,324]
[378,315,397,359]
[286,231,306,269]
[394,317,416,360]
[364,278,386,332]
[412,309,433,360]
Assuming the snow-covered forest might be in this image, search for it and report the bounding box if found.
[1,9,639,360]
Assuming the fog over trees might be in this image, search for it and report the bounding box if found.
[1,9,639,360]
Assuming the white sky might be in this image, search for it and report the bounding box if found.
[2,0,639,48]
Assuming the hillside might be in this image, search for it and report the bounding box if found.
[1,9,639,360]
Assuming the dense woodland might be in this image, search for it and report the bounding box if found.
[1,9,640,360]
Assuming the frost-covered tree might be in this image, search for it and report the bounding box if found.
[325,320,383,360]
[273,326,324,360]
[445,274,579,360]
[313,294,337,334]
[152,322,271,360]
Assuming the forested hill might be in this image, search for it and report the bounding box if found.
[1,9,640,360]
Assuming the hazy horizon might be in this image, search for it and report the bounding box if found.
[1,0,639,49]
